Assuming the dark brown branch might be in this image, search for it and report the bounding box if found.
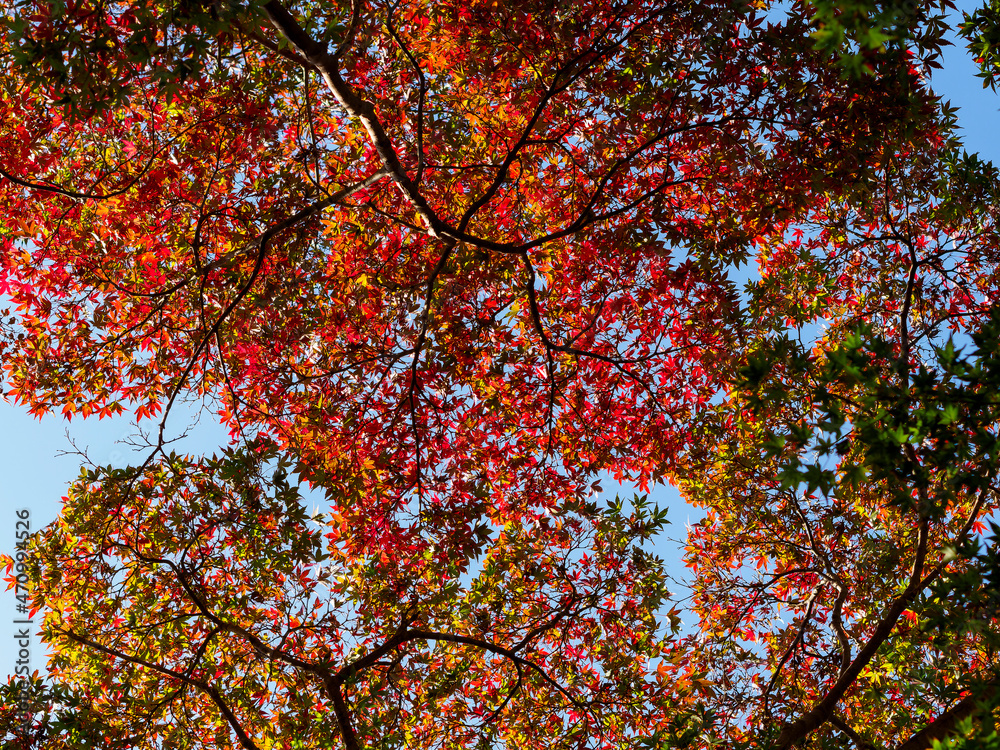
[263,0,719,259]
[327,680,362,750]
[404,629,585,710]
[775,518,930,747]
[895,684,999,750]
[762,589,819,719]
[330,0,362,62]
[205,686,266,750]
[830,714,881,750]
[234,19,314,69]
[830,583,852,677]
[405,241,457,495]
[263,0,448,238]
[152,170,389,451]
[481,661,524,726]
[775,456,999,747]
[384,3,427,184]
[0,149,159,202]
[58,628,264,750]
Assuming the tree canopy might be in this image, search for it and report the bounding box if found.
[2,0,1000,748]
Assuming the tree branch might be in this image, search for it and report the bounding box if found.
[775,517,935,747]
[895,684,999,750]
[263,0,449,238]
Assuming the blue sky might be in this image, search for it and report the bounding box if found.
[2,4,999,681]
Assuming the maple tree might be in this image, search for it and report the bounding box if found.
[2,0,1000,748]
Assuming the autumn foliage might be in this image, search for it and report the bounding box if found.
[2,0,1000,748]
